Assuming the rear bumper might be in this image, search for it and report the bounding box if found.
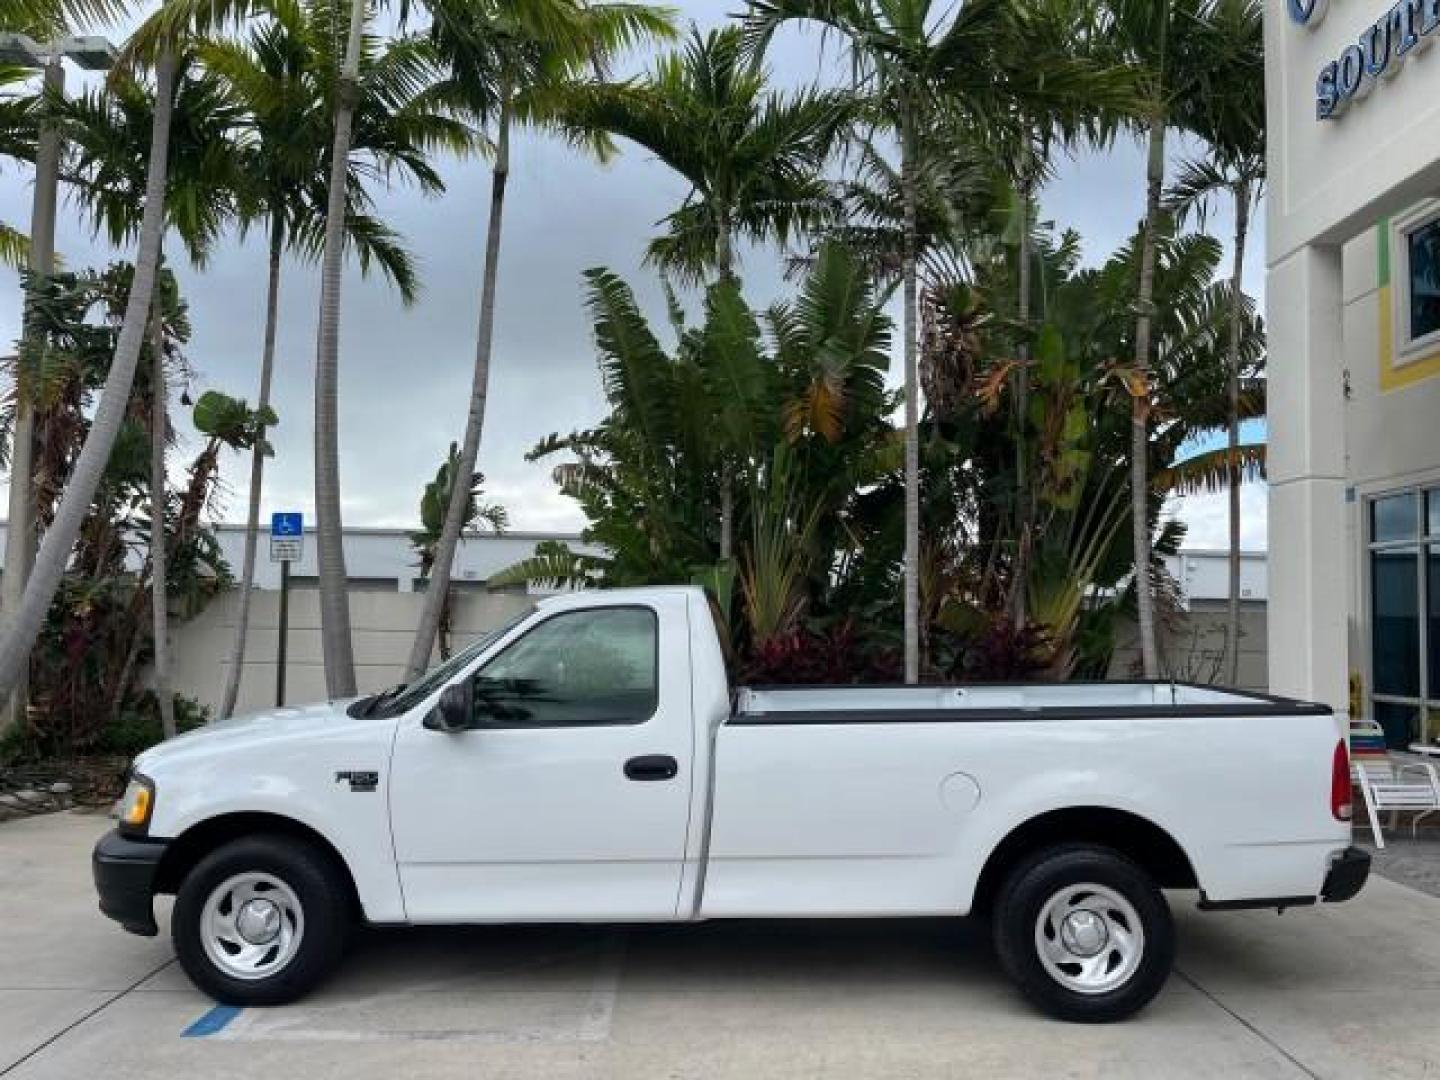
[92,829,167,937]
[1198,845,1371,912]
[1321,845,1370,904]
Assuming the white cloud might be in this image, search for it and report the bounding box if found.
[1168,482,1269,551]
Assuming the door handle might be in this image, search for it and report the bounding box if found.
[624,754,679,781]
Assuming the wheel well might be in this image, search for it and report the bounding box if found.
[972,807,1198,913]
[154,812,361,913]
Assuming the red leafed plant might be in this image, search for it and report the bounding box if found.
[948,617,1054,682]
[740,619,903,686]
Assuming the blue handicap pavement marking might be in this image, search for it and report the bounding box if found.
[271,511,303,537]
[181,1004,243,1038]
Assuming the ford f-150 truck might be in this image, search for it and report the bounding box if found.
[92,586,1369,1022]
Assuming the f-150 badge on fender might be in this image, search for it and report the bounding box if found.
[335,770,379,793]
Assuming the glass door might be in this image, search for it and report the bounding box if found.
[1369,489,1440,747]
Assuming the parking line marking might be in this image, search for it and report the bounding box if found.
[181,1004,243,1038]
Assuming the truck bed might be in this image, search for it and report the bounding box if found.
[733,681,1332,722]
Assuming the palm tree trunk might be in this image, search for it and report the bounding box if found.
[716,199,735,562]
[0,51,176,703]
[1131,116,1165,679]
[0,56,64,738]
[404,96,511,680]
[1223,178,1250,687]
[719,462,734,562]
[149,296,175,740]
[220,213,285,717]
[900,105,921,685]
[715,201,734,281]
[438,584,453,661]
[1011,172,1032,628]
[313,0,366,698]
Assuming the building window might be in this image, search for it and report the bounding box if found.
[1393,201,1440,364]
[1368,488,1440,747]
[1410,217,1440,343]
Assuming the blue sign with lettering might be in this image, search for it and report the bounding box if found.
[1309,0,1440,121]
[271,512,303,537]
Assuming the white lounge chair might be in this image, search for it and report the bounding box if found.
[1350,718,1440,848]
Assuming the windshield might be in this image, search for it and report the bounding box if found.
[376,606,535,715]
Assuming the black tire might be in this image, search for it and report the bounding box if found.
[171,834,352,1006]
[992,843,1174,1023]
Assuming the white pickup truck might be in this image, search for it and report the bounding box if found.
[93,586,1368,1022]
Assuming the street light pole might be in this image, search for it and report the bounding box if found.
[0,33,114,738]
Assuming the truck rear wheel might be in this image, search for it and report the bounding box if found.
[992,843,1174,1023]
[172,834,351,1006]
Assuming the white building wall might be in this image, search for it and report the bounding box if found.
[1342,228,1440,496]
[1264,0,1440,717]
[1163,551,1268,607]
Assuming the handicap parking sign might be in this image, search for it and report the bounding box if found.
[271,512,303,537]
[270,512,304,562]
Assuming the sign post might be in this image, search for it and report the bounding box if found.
[270,512,303,707]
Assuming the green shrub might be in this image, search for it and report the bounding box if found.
[99,693,210,757]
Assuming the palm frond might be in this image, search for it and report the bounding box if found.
[1154,442,1265,496]
[0,219,29,268]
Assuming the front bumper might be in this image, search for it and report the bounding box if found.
[1321,845,1371,904]
[92,829,167,936]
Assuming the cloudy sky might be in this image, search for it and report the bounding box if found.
[0,0,1268,551]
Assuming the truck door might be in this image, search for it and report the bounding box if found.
[388,596,694,922]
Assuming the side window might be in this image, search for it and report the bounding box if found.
[472,607,658,727]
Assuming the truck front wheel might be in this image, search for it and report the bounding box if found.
[171,834,352,1005]
[992,843,1174,1023]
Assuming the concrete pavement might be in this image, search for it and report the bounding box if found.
[2,812,1439,1079]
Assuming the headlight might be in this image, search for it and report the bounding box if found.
[117,773,155,836]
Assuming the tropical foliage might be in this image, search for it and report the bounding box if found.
[502,218,1264,681]
[410,442,508,660]
[1,265,246,757]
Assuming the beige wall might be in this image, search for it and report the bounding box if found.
[172,588,1270,713]
[1110,602,1268,692]
[170,589,537,715]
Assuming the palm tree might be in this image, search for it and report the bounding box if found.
[399,0,673,681]
[310,0,367,699]
[59,53,247,738]
[0,44,176,703]
[570,26,848,284]
[0,0,264,705]
[561,24,847,561]
[0,61,45,736]
[1101,0,1227,677]
[746,0,1138,681]
[993,0,1138,629]
[1166,0,1263,686]
[202,3,467,716]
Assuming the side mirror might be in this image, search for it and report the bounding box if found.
[423,680,474,733]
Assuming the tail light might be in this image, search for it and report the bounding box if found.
[1332,739,1353,822]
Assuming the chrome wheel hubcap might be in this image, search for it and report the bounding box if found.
[200,872,304,981]
[1034,883,1144,995]
[236,898,282,945]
